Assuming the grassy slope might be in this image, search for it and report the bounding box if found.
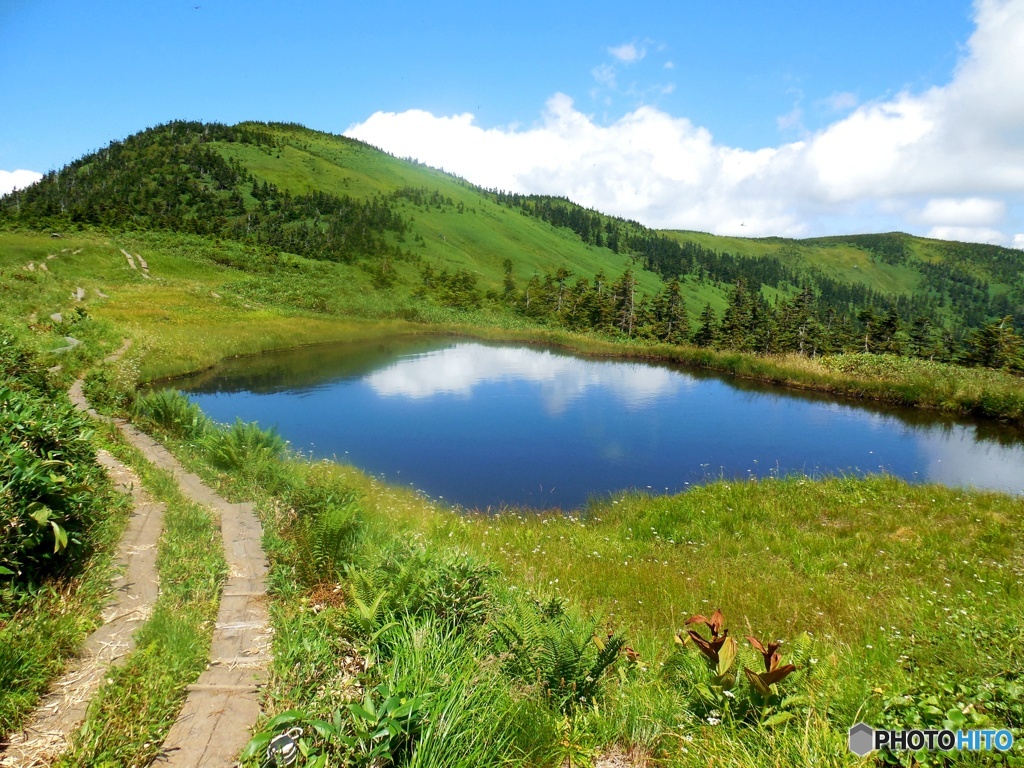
[663,230,924,296]
[219,124,663,296]
[5,123,1024,766]
[5,229,1024,426]
[149,433,1024,767]
[664,228,1021,314]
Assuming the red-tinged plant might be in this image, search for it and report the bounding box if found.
[744,635,797,698]
[669,608,809,728]
[676,608,738,688]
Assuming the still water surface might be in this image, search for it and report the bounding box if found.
[169,337,1024,509]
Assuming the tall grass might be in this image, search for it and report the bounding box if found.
[0,330,130,736]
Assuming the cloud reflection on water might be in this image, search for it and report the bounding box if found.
[365,344,691,413]
[917,430,1024,495]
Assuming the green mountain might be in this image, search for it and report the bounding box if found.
[2,120,1022,363]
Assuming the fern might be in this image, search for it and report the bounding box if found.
[492,596,624,713]
[311,501,362,573]
[201,418,287,472]
[133,389,211,439]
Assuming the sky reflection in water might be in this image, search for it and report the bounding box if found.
[174,339,1024,509]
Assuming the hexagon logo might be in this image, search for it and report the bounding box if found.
[848,722,874,756]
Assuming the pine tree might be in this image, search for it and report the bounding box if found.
[857,307,880,354]
[611,269,638,337]
[651,278,690,345]
[693,304,717,347]
[964,316,1024,371]
[719,279,755,351]
[502,258,516,300]
[778,286,820,356]
[878,307,905,354]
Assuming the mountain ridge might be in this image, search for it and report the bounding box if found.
[2,120,1022,351]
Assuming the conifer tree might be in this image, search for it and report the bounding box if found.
[964,316,1024,371]
[693,304,717,348]
[651,278,689,345]
[612,269,638,337]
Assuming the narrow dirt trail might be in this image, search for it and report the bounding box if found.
[1,345,163,767]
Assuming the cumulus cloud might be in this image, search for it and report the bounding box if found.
[926,226,1007,245]
[347,0,1024,244]
[0,170,42,197]
[918,197,1006,226]
[608,42,645,64]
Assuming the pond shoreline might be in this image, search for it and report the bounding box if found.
[139,321,1024,428]
[168,336,1024,505]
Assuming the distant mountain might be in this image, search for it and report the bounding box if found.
[2,120,1021,350]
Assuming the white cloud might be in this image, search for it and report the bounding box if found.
[824,91,858,112]
[1014,233,1024,249]
[591,63,617,89]
[918,197,1006,226]
[0,169,42,196]
[926,225,1007,244]
[347,0,1024,244]
[608,42,645,64]
[776,106,804,134]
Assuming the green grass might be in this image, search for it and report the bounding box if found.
[132,421,1021,767]
[7,227,1021,426]
[0,333,132,736]
[663,230,924,297]
[219,127,663,296]
[5,121,1024,767]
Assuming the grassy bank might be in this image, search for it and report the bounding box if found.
[0,334,130,736]
[3,229,1022,424]
[130,390,1024,767]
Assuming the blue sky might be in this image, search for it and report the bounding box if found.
[2,0,1022,245]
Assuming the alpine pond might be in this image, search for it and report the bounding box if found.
[168,337,1024,509]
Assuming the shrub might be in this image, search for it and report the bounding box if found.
[82,356,139,415]
[347,544,496,629]
[338,544,497,663]
[0,330,50,394]
[0,385,108,588]
[201,417,288,473]
[292,499,364,584]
